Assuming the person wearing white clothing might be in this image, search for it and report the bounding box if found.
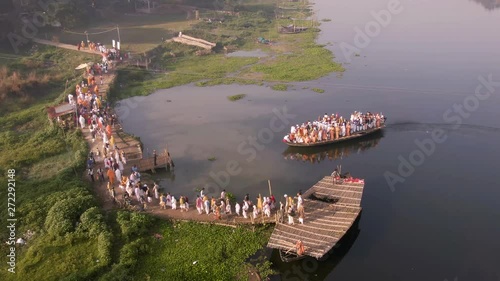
[297,192,303,210]
[287,206,294,225]
[226,199,232,214]
[153,183,159,199]
[264,204,271,217]
[171,196,177,210]
[114,168,121,184]
[242,201,249,218]
[79,115,86,129]
[235,202,241,216]
[220,200,226,215]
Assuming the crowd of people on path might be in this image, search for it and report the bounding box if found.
[75,56,307,222]
[283,111,386,144]
[77,40,123,61]
[150,186,307,225]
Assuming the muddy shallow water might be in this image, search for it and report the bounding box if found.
[119,0,500,280]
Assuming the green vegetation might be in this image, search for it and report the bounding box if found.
[208,157,217,161]
[312,87,325,93]
[251,31,344,81]
[0,45,99,116]
[133,221,273,281]
[111,0,343,96]
[14,189,113,281]
[227,94,246,101]
[195,77,263,87]
[0,46,106,281]
[110,56,258,101]
[0,44,273,281]
[271,83,289,91]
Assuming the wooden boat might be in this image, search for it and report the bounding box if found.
[268,168,365,262]
[279,247,305,262]
[277,214,362,263]
[282,130,383,160]
[284,125,385,147]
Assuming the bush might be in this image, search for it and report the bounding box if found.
[119,238,151,268]
[116,211,154,240]
[45,194,95,236]
[99,264,134,281]
[271,84,288,91]
[227,94,246,101]
[20,187,87,233]
[78,207,107,238]
[0,67,52,101]
[97,231,113,265]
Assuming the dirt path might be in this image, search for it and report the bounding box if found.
[32,38,103,54]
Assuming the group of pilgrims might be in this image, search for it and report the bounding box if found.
[283,111,386,144]
[155,187,306,224]
[105,178,308,225]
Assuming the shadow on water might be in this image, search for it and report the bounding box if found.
[282,131,384,164]
[268,214,362,281]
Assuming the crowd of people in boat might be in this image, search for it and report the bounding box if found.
[283,111,386,144]
[283,137,381,163]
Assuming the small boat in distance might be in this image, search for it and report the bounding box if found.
[283,111,386,147]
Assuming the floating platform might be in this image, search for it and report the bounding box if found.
[266,175,364,261]
[138,150,174,173]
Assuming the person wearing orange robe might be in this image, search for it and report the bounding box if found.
[296,240,305,256]
[107,168,115,186]
[106,124,112,138]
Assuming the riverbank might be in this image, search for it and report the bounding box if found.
[0,44,276,280]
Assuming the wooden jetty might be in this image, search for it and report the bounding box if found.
[267,174,364,261]
[172,34,216,50]
[138,149,174,173]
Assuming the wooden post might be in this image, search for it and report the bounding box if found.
[268,180,272,196]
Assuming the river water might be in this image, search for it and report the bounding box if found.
[119,0,500,280]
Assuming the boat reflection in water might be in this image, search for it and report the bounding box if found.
[282,131,384,164]
[269,214,362,281]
